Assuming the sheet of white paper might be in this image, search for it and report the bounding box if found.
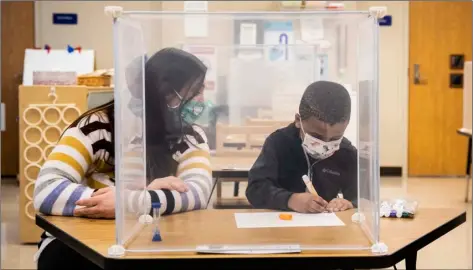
[300,17,324,42]
[184,1,208,37]
[240,23,257,45]
[23,49,94,86]
[184,0,207,11]
[196,244,301,254]
[184,15,208,37]
[234,212,345,228]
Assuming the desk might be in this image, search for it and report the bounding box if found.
[210,156,256,208]
[457,128,472,202]
[210,156,255,178]
[36,208,466,270]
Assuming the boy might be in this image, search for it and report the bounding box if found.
[246,81,357,213]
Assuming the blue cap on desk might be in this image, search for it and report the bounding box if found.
[152,202,161,209]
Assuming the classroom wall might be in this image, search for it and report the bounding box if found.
[35,1,162,69]
[33,1,408,171]
[357,1,409,172]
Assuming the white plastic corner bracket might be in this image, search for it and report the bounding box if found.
[369,6,387,19]
[138,214,153,225]
[108,245,126,257]
[104,6,124,19]
[351,212,366,223]
[371,242,388,254]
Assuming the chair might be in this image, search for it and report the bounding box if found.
[213,123,279,208]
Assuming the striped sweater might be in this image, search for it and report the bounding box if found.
[33,112,212,260]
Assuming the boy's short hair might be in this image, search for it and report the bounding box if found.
[298,81,351,125]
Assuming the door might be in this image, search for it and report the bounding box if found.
[408,1,472,176]
[1,2,35,177]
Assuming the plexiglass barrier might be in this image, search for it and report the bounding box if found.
[111,10,381,254]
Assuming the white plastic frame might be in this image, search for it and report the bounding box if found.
[23,126,43,145]
[61,106,82,125]
[42,125,63,145]
[24,163,41,182]
[42,106,63,126]
[22,107,43,126]
[23,144,44,164]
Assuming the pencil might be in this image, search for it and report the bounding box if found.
[302,175,319,197]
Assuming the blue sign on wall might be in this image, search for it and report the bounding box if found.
[378,15,392,27]
[53,13,78,25]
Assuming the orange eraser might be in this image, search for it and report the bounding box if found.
[279,213,293,221]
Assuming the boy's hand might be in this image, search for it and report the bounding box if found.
[288,193,328,213]
[326,198,353,212]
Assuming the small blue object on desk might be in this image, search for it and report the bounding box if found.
[152,233,162,242]
[53,13,78,25]
[152,202,162,242]
[378,15,392,26]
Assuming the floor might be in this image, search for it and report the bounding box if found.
[1,177,471,269]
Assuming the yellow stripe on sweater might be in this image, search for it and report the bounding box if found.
[57,136,92,165]
[48,152,85,178]
[176,162,212,176]
[87,178,108,189]
[179,149,210,163]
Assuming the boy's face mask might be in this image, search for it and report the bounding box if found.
[300,119,342,160]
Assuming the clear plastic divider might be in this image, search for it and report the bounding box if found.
[112,11,380,254]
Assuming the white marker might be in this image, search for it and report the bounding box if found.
[302,175,319,197]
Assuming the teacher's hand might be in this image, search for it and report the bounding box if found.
[147,176,189,193]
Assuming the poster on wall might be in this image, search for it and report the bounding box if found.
[318,54,328,81]
[300,17,324,42]
[182,45,217,103]
[183,1,208,37]
[23,49,95,86]
[263,21,294,61]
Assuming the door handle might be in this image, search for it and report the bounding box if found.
[413,64,427,85]
[1,103,5,132]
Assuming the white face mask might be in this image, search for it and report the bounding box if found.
[300,120,343,160]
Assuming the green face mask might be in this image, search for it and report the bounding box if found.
[181,100,213,125]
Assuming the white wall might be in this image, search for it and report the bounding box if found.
[34,1,409,171]
[35,1,162,69]
[356,1,409,173]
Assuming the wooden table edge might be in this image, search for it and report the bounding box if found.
[35,210,466,269]
[386,210,466,267]
[36,215,107,269]
[457,128,473,137]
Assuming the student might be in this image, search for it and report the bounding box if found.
[33,48,212,270]
[246,81,357,213]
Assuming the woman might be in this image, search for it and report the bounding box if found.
[33,48,212,270]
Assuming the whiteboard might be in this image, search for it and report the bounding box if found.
[23,49,95,86]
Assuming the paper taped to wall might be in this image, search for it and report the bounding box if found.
[23,49,94,86]
[234,212,345,228]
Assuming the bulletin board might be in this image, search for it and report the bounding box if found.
[19,85,89,243]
